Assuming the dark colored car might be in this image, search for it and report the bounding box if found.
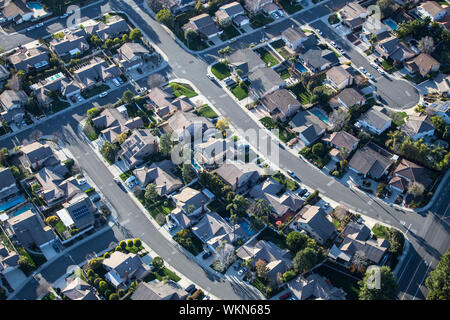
[185,284,196,293]
[137,67,143,74]
[298,189,307,197]
[279,292,292,300]
[202,251,212,259]
[70,96,77,103]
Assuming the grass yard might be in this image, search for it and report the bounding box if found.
[256,227,288,250]
[55,221,67,234]
[207,199,229,218]
[251,277,270,297]
[381,60,396,73]
[250,13,274,29]
[270,39,285,49]
[196,105,218,118]
[211,62,231,80]
[230,82,249,100]
[153,267,181,282]
[259,117,296,144]
[169,82,198,98]
[402,74,424,84]
[276,46,292,60]
[372,223,389,239]
[315,263,360,300]
[51,98,71,113]
[279,69,291,79]
[255,48,279,67]
[392,111,408,126]
[272,171,299,191]
[278,0,303,14]
[81,84,110,99]
[119,170,133,181]
[219,25,240,41]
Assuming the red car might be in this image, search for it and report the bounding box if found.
[279,292,292,300]
[70,96,77,103]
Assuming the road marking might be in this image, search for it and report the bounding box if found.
[220,94,227,98]
[405,91,411,97]
[327,180,335,186]
[398,253,414,281]
[405,223,412,235]
[120,218,130,225]
[401,260,424,300]
[368,200,373,205]
[412,262,432,300]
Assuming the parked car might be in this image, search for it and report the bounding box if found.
[367,73,374,80]
[168,224,176,231]
[117,77,124,84]
[298,188,308,197]
[237,267,247,276]
[99,91,108,98]
[27,26,35,31]
[77,95,83,102]
[113,78,120,87]
[359,67,367,74]
[78,178,87,185]
[52,243,60,253]
[37,22,44,27]
[185,284,196,293]
[203,295,210,300]
[70,96,77,103]
[137,67,143,74]
[339,48,345,55]
[322,202,329,209]
[331,41,337,47]
[202,251,212,259]
[370,62,378,69]
[315,28,322,35]
[90,194,101,202]
[279,292,292,300]
[302,191,311,199]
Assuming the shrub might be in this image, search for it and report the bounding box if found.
[282,270,297,282]
[98,281,108,293]
[118,289,125,298]
[152,256,164,270]
[133,238,141,247]
[109,293,119,300]
[119,241,127,249]
[103,252,110,259]
[87,269,95,278]
[190,289,204,300]
[93,278,102,287]
[127,239,133,247]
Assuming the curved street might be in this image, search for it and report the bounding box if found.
[0,0,446,300]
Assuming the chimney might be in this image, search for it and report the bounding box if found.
[348,75,351,86]
[201,200,205,214]
[34,156,39,170]
[235,177,239,191]
[212,150,216,163]
[153,140,158,153]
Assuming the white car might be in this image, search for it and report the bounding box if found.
[77,95,83,102]
[315,29,322,35]
[331,41,337,48]
[367,73,374,80]
[339,48,345,54]
[113,78,120,87]
[27,26,35,31]
[370,62,378,69]
[359,66,367,74]
[78,178,87,185]
[98,91,108,98]
[37,22,44,27]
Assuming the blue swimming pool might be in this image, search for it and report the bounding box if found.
[384,19,398,30]
[192,160,201,171]
[0,196,26,213]
[27,2,44,10]
[239,220,256,237]
[13,204,32,216]
[312,109,329,124]
[295,62,307,73]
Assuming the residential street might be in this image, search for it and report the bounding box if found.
[0,0,447,300]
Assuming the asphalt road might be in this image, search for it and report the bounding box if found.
[0,0,447,300]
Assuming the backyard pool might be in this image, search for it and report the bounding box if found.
[0,196,26,213]
[383,19,398,30]
[312,109,329,124]
[13,204,32,216]
[295,62,307,73]
[239,220,256,237]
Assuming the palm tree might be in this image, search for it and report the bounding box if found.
[230,210,238,240]
[385,131,403,152]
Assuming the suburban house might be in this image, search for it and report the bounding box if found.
[281,27,307,51]
[215,2,246,26]
[326,66,353,90]
[428,101,450,124]
[339,2,368,30]
[56,193,96,231]
[248,67,285,98]
[20,141,54,171]
[389,158,433,193]
[133,159,183,196]
[400,115,435,140]
[335,88,365,109]
[131,280,188,300]
[417,1,446,21]
[5,209,56,248]
[233,14,250,28]
[295,205,336,245]
[118,129,159,170]
[148,87,194,120]
[260,89,302,121]
[91,106,144,144]
[35,167,82,206]
[171,187,212,216]
[298,47,339,73]
[289,110,328,146]
[61,278,98,300]
[0,168,19,205]
[103,251,150,289]
[236,238,293,283]
[434,73,450,97]
[405,53,440,77]
[362,16,387,37]
[166,111,214,141]
[8,44,49,72]
[0,0,33,24]
[227,48,265,81]
[0,64,10,81]
[49,29,90,58]
[330,222,390,265]
[192,211,246,251]
[376,36,415,64]
[182,13,222,39]
[117,42,151,71]
[250,178,304,218]
[288,273,346,300]
[0,245,20,275]
[159,0,196,14]
[73,56,121,90]
[194,138,236,168]
[30,72,81,107]
[170,207,193,229]
[85,15,129,41]
[0,89,27,124]
[215,160,261,193]
[322,131,359,161]
[348,143,394,179]
[244,0,273,13]
[357,107,392,135]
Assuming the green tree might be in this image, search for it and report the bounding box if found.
[88,257,104,270]
[122,90,134,104]
[293,247,321,274]
[144,183,158,204]
[159,133,172,156]
[377,0,395,18]
[129,28,143,41]
[119,240,127,249]
[133,238,142,247]
[100,141,118,165]
[359,266,398,300]
[312,143,324,157]
[181,163,195,184]
[127,239,133,247]
[109,293,119,300]
[432,115,449,140]
[425,248,450,300]
[249,198,272,223]
[286,231,309,254]
[105,38,114,48]
[152,256,164,270]
[45,215,60,227]
[281,270,296,282]
[0,147,9,166]
[184,28,198,49]
[98,281,108,293]
[18,256,34,273]
[156,9,174,28]
[385,130,404,152]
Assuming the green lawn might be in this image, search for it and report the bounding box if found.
[402,74,424,84]
[260,116,276,129]
[230,83,249,100]
[153,267,181,282]
[278,0,303,14]
[196,105,218,118]
[81,84,110,99]
[55,221,67,234]
[119,170,133,181]
[381,60,395,72]
[219,25,240,41]
[392,112,408,126]
[270,39,285,49]
[169,82,198,98]
[250,13,274,28]
[211,62,231,80]
[260,117,296,144]
[372,223,389,239]
[255,48,279,67]
[279,69,291,79]
[51,98,71,113]
[272,172,299,191]
[256,227,288,250]
[276,46,292,60]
